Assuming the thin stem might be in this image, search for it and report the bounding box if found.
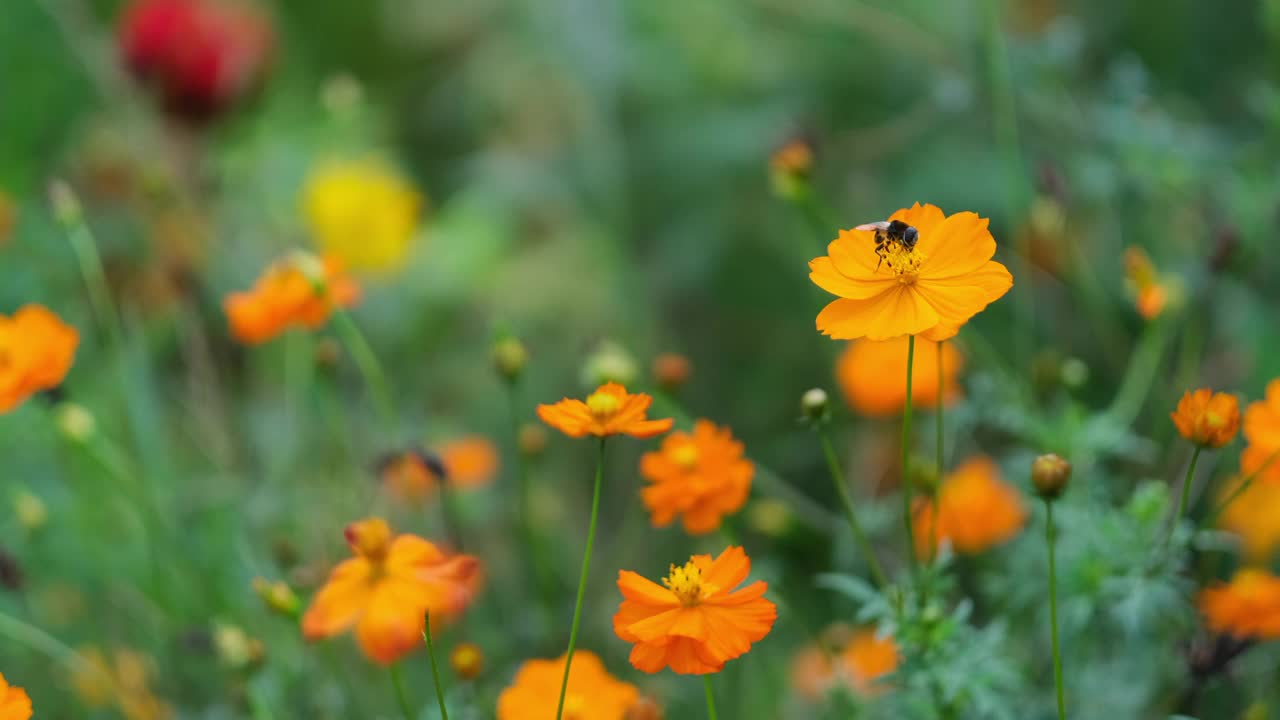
[507,381,555,635]
[422,613,450,720]
[703,675,719,720]
[932,341,945,563]
[55,184,124,350]
[901,335,919,573]
[817,428,888,588]
[1172,445,1204,541]
[331,309,396,431]
[1045,500,1066,720]
[389,662,414,720]
[555,438,607,720]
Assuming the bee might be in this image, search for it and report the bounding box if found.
[855,219,919,270]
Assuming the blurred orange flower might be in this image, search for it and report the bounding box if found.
[538,382,673,439]
[223,252,359,345]
[497,651,638,720]
[1241,380,1280,485]
[440,436,499,490]
[1198,569,1280,639]
[809,203,1012,342]
[614,546,776,675]
[1217,477,1280,561]
[790,627,899,701]
[1171,389,1240,449]
[836,336,964,416]
[0,672,31,720]
[0,304,79,414]
[913,456,1026,557]
[639,420,753,534]
[302,518,481,664]
[1123,247,1172,320]
[378,450,444,503]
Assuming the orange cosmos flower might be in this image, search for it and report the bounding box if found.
[1171,389,1240,449]
[302,518,481,664]
[224,252,360,345]
[913,456,1026,557]
[440,436,499,490]
[1241,380,1280,485]
[0,672,31,720]
[809,203,1012,342]
[0,305,79,414]
[497,651,639,720]
[835,336,964,416]
[538,382,674,439]
[1198,569,1280,640]
[614,546,777,675]
[639,420,753,534]
[1218,477,1280,561]
[790,627,899,701]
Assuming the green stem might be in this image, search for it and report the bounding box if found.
[331,309,396,431]
[555,438,607,720]
[932,341,945,563]
[57,184,124,350]
[389,662,414,720]
[817,428,888,588]
[902,335,918,574]
[1046,500,1066,720]
[508,381,554,635]
[439,484,466,551]
[1172,445,1204,541]
[422,613,450,720]
[703,675,719,720]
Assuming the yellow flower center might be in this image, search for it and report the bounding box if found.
[663,560,710,606]
[670,443,699,470]
[880,242,927,284]
[345,518,393,564]
[1204,412,1224,430]
[586,391,621,418]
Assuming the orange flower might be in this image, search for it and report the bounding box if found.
[224,252,360,345]
[1123,247,1174,320]
[639,420,753,534]
[790,628,899,701]
[497,651,639,720]
[538,382,673,439]
[0,305,79,414]
[913,456,1026,557]
[1198,569,1280,639]
[835,336,963,416]
[1218,477,1280,561]
[302,518,481,664]
[1241,380,1280,485]
[377,450,443,503]
[809,203,1012,342]
[1171,389,1240,449]
[0,672,31,720]
[440,436,499,490]
[614,546,777,675]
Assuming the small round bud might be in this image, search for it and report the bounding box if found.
[252,577,301,617]
[518,423,548,458]
[48,180,83,226]
[314,337,342,369]
[906,456,940,495]
[1031,454,1072,500]
[213,622,266,670]
[769,138,815,201]
[321,72,364,117]
[449,642,484,680]
[801,388,829,422]
[55,403,97,443]
[626,696,665,720]
[14,491,47,532]
[1060,357,1088,389]
[652,353,691,392]
[581,340,638,387]
[492,337,528,382]
[746,498,791,537]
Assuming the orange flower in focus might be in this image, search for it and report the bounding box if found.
[224,252,359,345]
[0,672,32,720]
[614,546,776,675]
[913,457,1026,557]
[836,336,964,416]
[809,203,1013,342]
[1241,380,1280,485]
[0,305,79,414]
[497,651,638,720]
[1171,389,1240,449]
[1198,569,1280,639]
[1218,477,1280,561]
[440,436,499,490]
[538,382,674,439]
[302,518,481,664]
[791,628,899,701]
[639,420,753,534]
[1123,247,1171,320]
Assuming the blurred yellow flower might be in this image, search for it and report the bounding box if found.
[302,158,424,272]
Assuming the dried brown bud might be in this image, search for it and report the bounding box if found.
[1031,454,1072,500]
[450,642,484,680]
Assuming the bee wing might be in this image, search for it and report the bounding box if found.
[854,221,891,232]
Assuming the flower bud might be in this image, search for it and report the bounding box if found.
[652,353,691,392]
[769,137,814,201]
[800,388,829,423]
[48,180,83,227]
[449,642,484,680]
[581,340,638,387]
[252,577,300,617]
[746,498,791,537]
[213,622,266,670]
[518,423,548,458]
[55,403,97,443]
[14,491,47,532]
[1031,454,1072,500]
[492,337,528,382]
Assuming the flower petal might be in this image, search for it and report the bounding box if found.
[816,288,942,341]
[918,211,996,279]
